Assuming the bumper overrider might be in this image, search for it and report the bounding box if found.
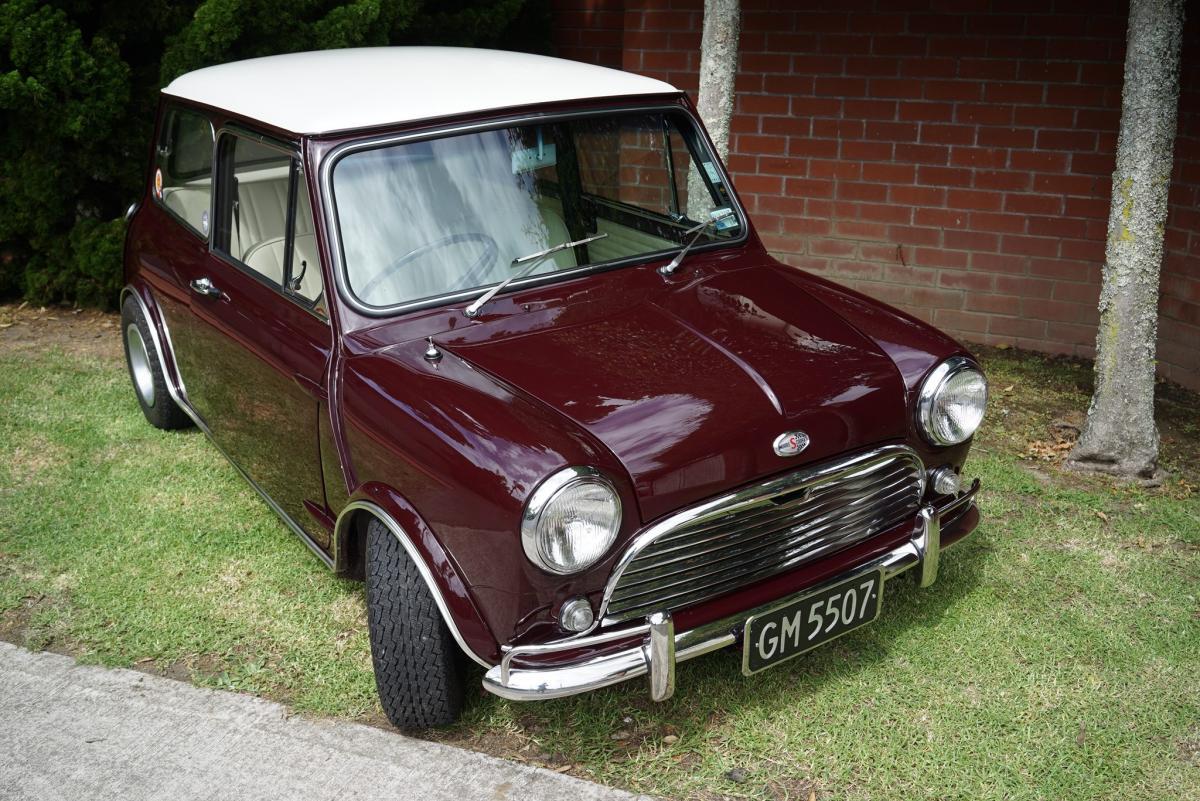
[483,479,980,702]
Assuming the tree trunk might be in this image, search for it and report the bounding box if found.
[1067,0,1184,480]
[686,0,740,220]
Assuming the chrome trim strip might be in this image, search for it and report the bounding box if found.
[594,444,924,628]
[221,444,335,570]
[483,489,979,702]
[120,285,334,571]
[316,102,750,319]
[333,500,492,669]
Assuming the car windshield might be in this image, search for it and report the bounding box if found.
[330,110,743,310]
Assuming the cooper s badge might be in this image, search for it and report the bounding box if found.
[772,430,810,457]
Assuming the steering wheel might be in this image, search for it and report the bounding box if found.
[356,232,499,303]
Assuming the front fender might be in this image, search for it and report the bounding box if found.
[334,338,638,654]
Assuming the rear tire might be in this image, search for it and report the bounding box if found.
[365,518,466,728]
[121,295,192,430]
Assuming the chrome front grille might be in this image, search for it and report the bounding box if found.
[601,446,925,624]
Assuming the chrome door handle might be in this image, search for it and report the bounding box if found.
[189,277,221,297]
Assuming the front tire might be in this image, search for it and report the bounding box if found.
[121,295,192,430]
[365,518,466,728]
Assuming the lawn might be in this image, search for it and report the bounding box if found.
[1,307,1198,801]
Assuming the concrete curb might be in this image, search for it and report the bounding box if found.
[0,642,655,801]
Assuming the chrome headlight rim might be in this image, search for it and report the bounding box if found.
[916,356,988,447]
[521,466,622,576]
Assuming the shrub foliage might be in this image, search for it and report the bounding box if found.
[0,0,544,307]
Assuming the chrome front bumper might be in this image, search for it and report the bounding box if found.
[482,481,979,702]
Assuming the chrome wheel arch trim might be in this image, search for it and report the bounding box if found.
[119,284,335,570]
[333,500,493,669]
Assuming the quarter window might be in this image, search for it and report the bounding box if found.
[288,170,325,313]
[155,108,214,237]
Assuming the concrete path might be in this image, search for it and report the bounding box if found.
[0,642,653,801]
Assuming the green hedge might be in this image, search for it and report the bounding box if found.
[0,0,547,308]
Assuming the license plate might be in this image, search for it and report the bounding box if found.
[742,570,883,675]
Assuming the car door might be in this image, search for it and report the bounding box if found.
[134,104,216,399]
[171,126,333,549]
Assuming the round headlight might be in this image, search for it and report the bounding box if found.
[917,357,988,446]
[522,467,622,575]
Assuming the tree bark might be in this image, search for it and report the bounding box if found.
[686,0,740,220]
[1067,0,1184,480]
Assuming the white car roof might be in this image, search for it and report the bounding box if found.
[162,47,680,135]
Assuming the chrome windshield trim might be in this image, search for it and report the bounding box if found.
[316,101,750,319]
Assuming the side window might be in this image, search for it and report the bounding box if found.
[155,108,214,237]
[288,170,325,313]
[214,132,324,316]
[214,135,292,287]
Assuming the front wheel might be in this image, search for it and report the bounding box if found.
[365,518,466,727]
[121,296,192,430]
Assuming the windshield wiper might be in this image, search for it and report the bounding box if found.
[658,208,736,276]
[464,232,608,318]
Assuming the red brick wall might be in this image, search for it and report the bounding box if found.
[551,0,1200,391]
[552,0,626,68]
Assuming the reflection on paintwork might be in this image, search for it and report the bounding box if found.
[451,267,911,521]
[589,393,713,473]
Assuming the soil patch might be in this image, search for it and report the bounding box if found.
[0,302,121,361]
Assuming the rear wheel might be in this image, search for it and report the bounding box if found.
[365,518,466,728]
[121,295,191,430]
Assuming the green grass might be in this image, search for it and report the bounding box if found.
[1,341,1198,801]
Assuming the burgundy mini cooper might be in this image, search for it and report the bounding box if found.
[122,47,986,727]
